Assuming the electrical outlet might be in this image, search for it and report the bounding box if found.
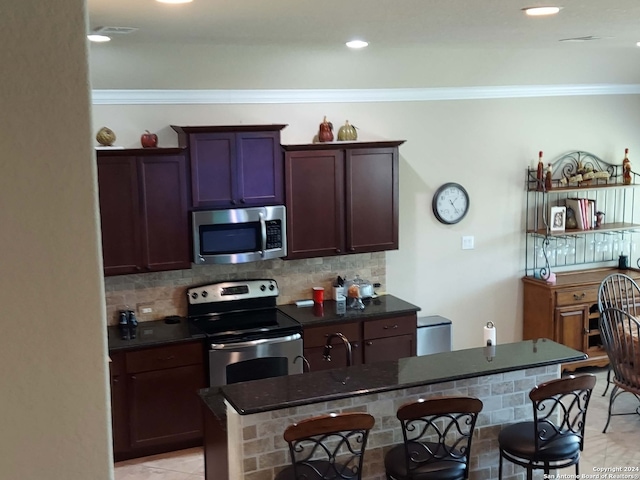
[462,235,475,250]
[137,302,154,315]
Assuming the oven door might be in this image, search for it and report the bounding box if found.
[208,333,303,386]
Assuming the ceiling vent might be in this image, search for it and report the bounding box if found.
[92,26,138,35]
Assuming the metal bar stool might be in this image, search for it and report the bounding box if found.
[275,412,375,480]
[384,396,483,480]
[498,374,596,480]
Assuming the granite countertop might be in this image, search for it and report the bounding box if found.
[277,294,421,327]
[108,317,204,352]
[210,339,585,415]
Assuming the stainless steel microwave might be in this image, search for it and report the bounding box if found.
[192,206,287,265]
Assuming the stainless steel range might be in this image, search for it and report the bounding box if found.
[187,279,303,387]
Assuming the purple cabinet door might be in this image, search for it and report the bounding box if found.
[236,131,283,206]
[188,131,283,208]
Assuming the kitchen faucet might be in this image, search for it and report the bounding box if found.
[322,332,353,367]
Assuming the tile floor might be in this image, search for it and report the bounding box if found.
[114,367,640,479]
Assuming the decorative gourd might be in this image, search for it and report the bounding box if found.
[337,120,358,141]
[96,126,116,146]
[318,116,334,142]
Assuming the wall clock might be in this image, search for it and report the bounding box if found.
[432,182,470,225]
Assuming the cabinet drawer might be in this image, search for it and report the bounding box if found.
[303,322,360,348]
[126,342,203,373]
[363,314,416,339]
[555,288,598,307]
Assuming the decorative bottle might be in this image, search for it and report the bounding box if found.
[545,163,553,191]
[536,151,544,190]
[623,148,632,185]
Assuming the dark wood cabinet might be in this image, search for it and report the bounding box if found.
[284,141,403,260]
[302,312,416,371]
[97,149,190,276]
[523,268,640,370]
[109,352,129,458]
[109,341,206,461]
[172,125,286,209]
[362,314,416,363]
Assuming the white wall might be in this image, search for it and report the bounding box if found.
[89,43,640,350]
[1,1,112,479]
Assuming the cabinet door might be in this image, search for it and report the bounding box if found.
[109,353,129,457]
[128,363,205,449]
[285,150,345,259]
[189,133,236,208]
[346,147,399,253]
[555,305,588,353]
[139,155,191,272]
[236,131,283,206]
[363,334,414,363]
[97,156,142,276]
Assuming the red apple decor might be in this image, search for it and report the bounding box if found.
[141,130,158,148]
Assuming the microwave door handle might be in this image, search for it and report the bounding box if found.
[259,211,267,256]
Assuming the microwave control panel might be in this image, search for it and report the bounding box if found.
[265,220,283,250]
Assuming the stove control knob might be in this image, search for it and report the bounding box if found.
[191,292,198,299]
[269,284,275,291]
[260,284,266,291]
[201,291,208,298]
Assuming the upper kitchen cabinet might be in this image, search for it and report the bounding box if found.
[171,125,287,209]
[283,141,404,260]
[97,149,190,276]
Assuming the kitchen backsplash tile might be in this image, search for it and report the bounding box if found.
[104,253,386,325]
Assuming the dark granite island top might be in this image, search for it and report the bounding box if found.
[211,339,585,415]
[277,294,420,328]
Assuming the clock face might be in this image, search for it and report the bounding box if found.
[432,183,469,224]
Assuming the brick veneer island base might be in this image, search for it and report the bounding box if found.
[200,339,586,480]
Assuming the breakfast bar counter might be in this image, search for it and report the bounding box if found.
[200,339,585,480]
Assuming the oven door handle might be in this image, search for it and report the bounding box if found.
[259,211,267,256]
[210,333,301,350]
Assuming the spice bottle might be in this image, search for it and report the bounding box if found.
[623,148,632,185]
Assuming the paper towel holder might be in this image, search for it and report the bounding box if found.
[485,321,496,346]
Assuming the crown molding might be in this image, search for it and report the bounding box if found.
[92,84,640,105]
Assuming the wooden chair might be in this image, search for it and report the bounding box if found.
[598,273,640,397]
[275,412,375,480]
[498,374,596,480]
[384,396,483,480]
[599,307,640,432]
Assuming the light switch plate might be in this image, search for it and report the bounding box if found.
[462,235,475,250]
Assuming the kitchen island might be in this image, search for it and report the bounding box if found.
[200,339,586,480]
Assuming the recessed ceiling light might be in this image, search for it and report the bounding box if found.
[156,0,193,3]
[346,40,368,49]
[636,42,640,47]
[522,6,562,16]
[87,34,111,43]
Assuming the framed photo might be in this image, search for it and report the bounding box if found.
[550,206,566,232]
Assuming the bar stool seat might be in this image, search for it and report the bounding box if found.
[275,412,375,480]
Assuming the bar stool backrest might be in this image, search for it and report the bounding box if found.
[529,374,596,453]
[396,396,483,478]
[281,412,375,480]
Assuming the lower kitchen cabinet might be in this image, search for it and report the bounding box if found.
[109,341,206,461]
[362,315,416,363]
[302,313,417,370]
